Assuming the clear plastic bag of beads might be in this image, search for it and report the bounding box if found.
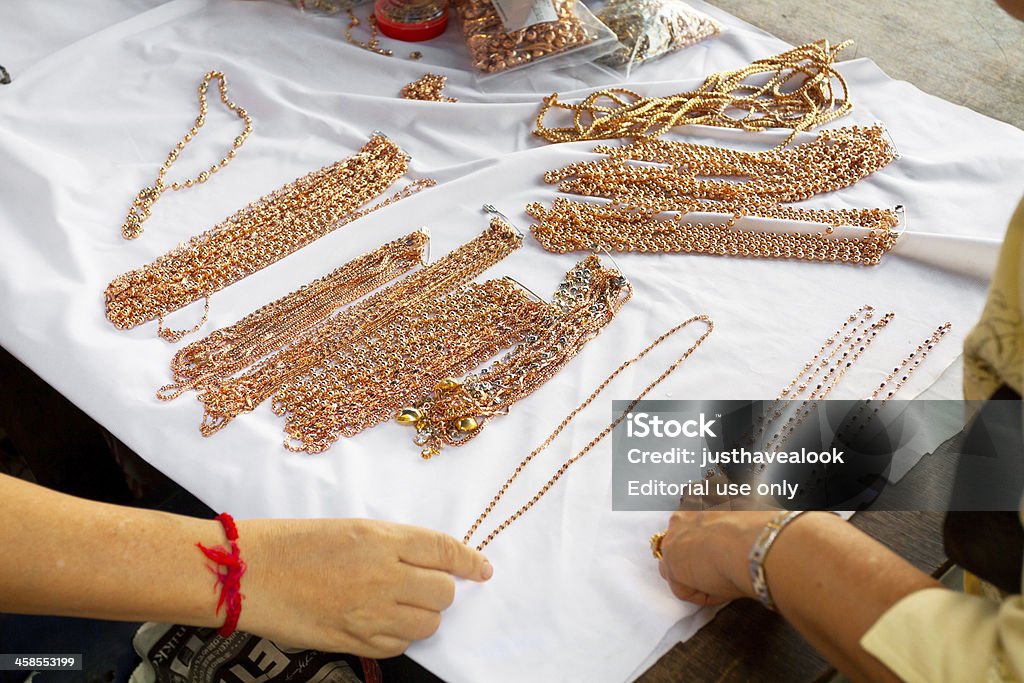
[285,0,370,16]
[452,0,618,78]
[594,0,723,76]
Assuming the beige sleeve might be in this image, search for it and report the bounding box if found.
[860,587,1024,683]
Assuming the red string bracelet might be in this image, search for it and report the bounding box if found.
[196,512,246,637]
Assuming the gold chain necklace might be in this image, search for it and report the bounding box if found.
[550,125,897,207]
[156,230,429,401]
[345,7,393,56]
[464,315,714,551]
[196,218,524,436]
[534,40,852,144]
[756,309,894,457]
[122,71,253,240]
[398,254,633,458]
[527,198,900,265]
[105,134,430,337]
[840,321,953,438]
[275,278,551,453]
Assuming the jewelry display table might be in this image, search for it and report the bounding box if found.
[1,2,1022,681]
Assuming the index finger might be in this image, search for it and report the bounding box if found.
[398,527,494,582]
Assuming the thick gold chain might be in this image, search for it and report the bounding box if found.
[527,198,899,265]
[529,124,901,264]
[534,40,852,144]
[156,230,429,400]
[399,254,633,458]
[122,71,253,240]
[464,315,714,551]
[105,134,426,334]
[195,218,524,436]
[550,125,897,207]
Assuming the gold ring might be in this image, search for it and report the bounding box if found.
[650,531,667,560]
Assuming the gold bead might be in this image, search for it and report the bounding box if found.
[437,377,460,391]
[421,448,437,460]
[396,408,422,425]
[456,416,479,433]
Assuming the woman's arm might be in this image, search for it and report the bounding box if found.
[658,511,940,682]
[0,472,492,657]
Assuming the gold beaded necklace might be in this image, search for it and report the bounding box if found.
[527,198,900,266]
[121,71,253,240]
[464,315,714,551]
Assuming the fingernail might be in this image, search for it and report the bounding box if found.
[481,560,493,580]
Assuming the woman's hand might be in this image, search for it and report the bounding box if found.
[237,518,492,657]
[657,510,777,606]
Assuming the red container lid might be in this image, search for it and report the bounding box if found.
[374,4,448,42]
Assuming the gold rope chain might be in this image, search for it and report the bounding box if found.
[464,314,714,551]
[534,39,853,145]
[122,71,253,240]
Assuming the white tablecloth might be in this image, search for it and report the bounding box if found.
[3,2,1024,681]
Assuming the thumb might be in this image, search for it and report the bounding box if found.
[401,529,494,582]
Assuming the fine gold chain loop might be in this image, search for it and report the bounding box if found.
[534,40,853,145]
[464,314,714,551]
[157,296,212,344]
[122,71,253,240]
